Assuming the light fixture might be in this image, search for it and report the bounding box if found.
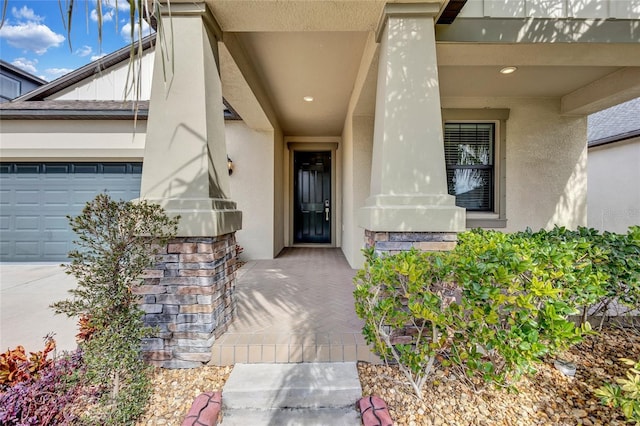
[227,156,234,175]
[303,96,314,102]
[500,66,518,75]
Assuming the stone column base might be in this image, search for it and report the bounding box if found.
[137,234,237,368]
[364,230,457,255]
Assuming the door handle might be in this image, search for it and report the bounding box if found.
[324,199,330,221]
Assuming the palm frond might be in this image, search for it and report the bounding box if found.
[64,0,74,51]
[0,0,8,29]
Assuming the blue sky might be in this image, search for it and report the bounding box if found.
[0,0,151,81]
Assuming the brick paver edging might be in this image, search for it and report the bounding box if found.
[358,395,393,426]
[181,391,222,426]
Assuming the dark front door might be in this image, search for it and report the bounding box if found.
[294,151,331,243]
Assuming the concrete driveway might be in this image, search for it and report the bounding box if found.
[0,263,78,353]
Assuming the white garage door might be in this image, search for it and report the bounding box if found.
[0,162,142,261]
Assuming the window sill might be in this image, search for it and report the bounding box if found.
[466,214,507,229]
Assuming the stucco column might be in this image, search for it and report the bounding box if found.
[359,3,465,233]
[140,2,241,236]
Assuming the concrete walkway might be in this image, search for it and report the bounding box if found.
[210,248,379,365]
[1,248,379,364]
[0,263,78,352]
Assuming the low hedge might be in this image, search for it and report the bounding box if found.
[354,226,639,399]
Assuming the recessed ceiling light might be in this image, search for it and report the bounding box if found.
[500,66,518,74]
[303,96,314,102]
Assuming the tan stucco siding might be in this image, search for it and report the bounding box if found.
[341,114,373,269]
[0,120,146,160]
[226,121,276,259]
[0,119,278,260]
[50,52,154,101]
[442,97,588,232]
[273,127,285,257]
[588,137,640,233]
[459,0,640,19]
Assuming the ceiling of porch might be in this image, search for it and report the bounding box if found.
[199,0,640,136]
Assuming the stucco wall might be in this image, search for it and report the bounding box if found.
[460,0,640,19]
[0,119,277,261]
[341,114,373,269]
[50,52,154,101]
[273,127,285,257]
[588,137,640,233]
[225,121,276,259]
[0,120,146,160]
[442,97,588,232]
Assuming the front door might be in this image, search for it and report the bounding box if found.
[294,151,331,243]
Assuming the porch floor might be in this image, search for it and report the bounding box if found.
[209,248,380,365]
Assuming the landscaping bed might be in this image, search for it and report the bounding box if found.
[135,366,232,426]
[129,326,639,425]
[358,326,640,426]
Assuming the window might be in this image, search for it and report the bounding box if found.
[442,108,509,228]
[0,74,21,102]
[444,123,495,211]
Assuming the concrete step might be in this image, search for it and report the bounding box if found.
[220,362,362,425]
[219,408,361,425]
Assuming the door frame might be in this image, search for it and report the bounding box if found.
[285,139,340,247]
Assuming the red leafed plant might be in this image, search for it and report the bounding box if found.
[0,336,56,389]
[76,315,97,343]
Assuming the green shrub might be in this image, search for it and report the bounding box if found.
[354,249,456,397]
[524,226,640,324]
[590,226,640,322]
[596,358,640,424]
[354,228,613,398]
[52,193,178,424]
[450,229,600,386]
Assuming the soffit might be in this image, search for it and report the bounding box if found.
[187,1,638,133]
[234,31,368,135]
[438,65,620,98]
[203,0,443,136]
[205,0,445,32]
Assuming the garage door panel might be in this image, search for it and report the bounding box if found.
[43,190,71,205]
[13,178,39,186]
[73,174,100,182]
[41,173,70,180]
[15,216,40,230]
[44,216,69,230]
[15,241,40,257]
[43,242,70,257]
[71,190,102,206]
[0,162,142,261]
[15,190,40,206]
[108,189,137,200]
[0,189,11,206]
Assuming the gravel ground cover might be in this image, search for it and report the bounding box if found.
[134,326,637,426]
[136,366,232,425]
[359,326,640,426]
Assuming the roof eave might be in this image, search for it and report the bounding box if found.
[13,35,156,102]
[0,110,149,120]
[588,129,640,148]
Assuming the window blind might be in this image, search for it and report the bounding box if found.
[444,123,495,211]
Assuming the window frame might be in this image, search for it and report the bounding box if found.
[442,109,509,228]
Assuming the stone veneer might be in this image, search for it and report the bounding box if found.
[136,234,237,368]
[364,230,457,254]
